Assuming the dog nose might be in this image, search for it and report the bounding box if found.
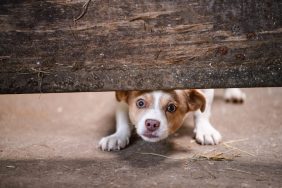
[145,119,160,132]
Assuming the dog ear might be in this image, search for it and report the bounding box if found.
[185,89,206,112]
[115,91,130,103]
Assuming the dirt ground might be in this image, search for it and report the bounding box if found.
[0,88,281,188]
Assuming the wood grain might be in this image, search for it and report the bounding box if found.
[0,0,281,93]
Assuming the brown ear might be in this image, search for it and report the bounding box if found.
[115,91,130,103]
[185,89,206,112]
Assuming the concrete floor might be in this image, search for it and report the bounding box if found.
[0,88,281,187]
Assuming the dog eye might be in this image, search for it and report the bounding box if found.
[167,103,176,113]
[136,99,146,108]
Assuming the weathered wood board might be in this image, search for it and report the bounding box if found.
[0,0,281,94]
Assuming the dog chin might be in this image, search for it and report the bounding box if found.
[139,131,169,142]
[140,135,162,142]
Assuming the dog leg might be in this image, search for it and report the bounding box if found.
[224,88,246,103]
[193,89,222,145]
[99,102,132,151]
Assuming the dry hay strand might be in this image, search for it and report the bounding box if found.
[191,150,241,161]
[137,138,253,161]
[137,152,186,160]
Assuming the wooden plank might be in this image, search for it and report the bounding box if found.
[0,0,281,94]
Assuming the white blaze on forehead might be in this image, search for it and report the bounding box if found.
[152,91,162,109]
[152,91,171,109]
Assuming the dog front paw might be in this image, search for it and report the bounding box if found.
[224,88,246,103]
[99,133,130,151]
[194,121,222,145]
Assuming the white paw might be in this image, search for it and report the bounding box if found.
[194,120,222,145]
[99,133,130,151]
[224,88,246,103]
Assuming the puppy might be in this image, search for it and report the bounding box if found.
[99,89,245,151]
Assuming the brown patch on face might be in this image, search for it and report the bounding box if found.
[126,91,154,125]
[115,90,151,103]
[160,90,206,134]
[161,91,189,134]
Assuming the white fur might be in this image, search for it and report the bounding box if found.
[137,91,169,142]
[99,102,132,151]
[193,117,222,145]
[194,89,222,145]
[224,88,246,102]
[193,88,245,145]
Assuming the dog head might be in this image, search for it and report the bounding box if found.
[116,90,205,142]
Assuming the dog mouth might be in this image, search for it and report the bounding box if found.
[142,132,159,139]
